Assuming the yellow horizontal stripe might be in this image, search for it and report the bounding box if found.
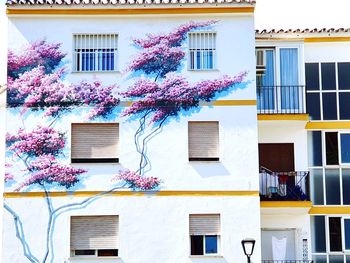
[258,114,309,121]
[3,190,259,198]
[305,121,350,130]
[7,7,254,15]
[305,37,350,43]
[260,201,312,208]
[210,100,256,106]
[309,206,350,214]
[125,100,256,107]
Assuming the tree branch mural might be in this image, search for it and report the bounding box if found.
[5,21,247,262]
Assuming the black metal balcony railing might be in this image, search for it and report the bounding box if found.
[259,166,310,201]
[257,86,306,114]
[262,261,313,263]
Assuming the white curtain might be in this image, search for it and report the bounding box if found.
[280,48,299,110]
[257,50,275,110]
[272,236,287,260]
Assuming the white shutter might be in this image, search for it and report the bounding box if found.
[71,123,119,159]
[189,214,220,235]
[70,216,119,250]
[188,121,219,159]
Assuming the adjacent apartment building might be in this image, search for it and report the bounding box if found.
[3,0,350,262]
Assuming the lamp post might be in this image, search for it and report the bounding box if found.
[241,238,256,263]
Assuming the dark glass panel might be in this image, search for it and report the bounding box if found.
[307,93,321,120]
[205,235,218,254]
[75,250,95,256]
[345,219,350,250]
[342,169,350,205]
[329,217,342,251]
[322,93,337,120]
[338,62,350,90]
[97,249,118,257]
[313,255,327,263]
[311,216,326,252]
[341,134,350,163]
[311,169,324,205]
[309,131,323,166]
[191,236,204,255]
[306,63,320,90]
[326,132,339,165]
[339,92,350,120]
[329,255,345,263]
[325,169,341,205]
[321,63,336,90]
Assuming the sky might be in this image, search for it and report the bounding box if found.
[0,0,349,256]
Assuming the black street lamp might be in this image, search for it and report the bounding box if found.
[241,238,256,263]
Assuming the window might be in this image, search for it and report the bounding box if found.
[311,216,350,262]
[308,132,350,206]
[70,215,119,257]
[188,121,219,161]
[256,47,302,113]
[188,32,216,70]
[73,34,118,72]
[306,62,350,120]
[71,123,119,163]
[189,214,220,256]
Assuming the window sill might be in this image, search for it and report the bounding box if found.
[189,255,223,258]
[188,69,219,72]
[71,70,121,74]
[68,256,121,261]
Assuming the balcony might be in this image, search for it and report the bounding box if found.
[257,86,306,114]
[259,167,310,201]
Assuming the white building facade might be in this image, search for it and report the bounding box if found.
[4,1,261,263]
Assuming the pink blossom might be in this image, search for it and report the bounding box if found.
[114,170,160,190]
[122,71,247,123]
[8,39,65,79]
[133,20,217,48]
[6,126,65,157]
[15,154,86,191]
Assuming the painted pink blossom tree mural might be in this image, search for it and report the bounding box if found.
[121,20,247,175]
[5,40,158,263]
[5,21,247,263]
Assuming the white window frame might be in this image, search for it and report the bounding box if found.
[305,62,350,121]
[69,215,119,259]
[70,122,120,164]
[72,33,118,73]
[187,31,217,71]
[256,42,305,114]
[189,235,221,256]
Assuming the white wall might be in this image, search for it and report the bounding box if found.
[6,14,259,192]
[3,195,261,263]
[305,42,350,62]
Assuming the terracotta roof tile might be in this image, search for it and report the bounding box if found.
[7,0,255,5]
[256,28,350,39]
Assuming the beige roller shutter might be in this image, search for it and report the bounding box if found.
[189,214,220,235]
[71,123,119,160]
[188,121,219,159]
[70,215,118,250]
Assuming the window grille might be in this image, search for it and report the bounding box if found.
[188,32,216,70]
[73,34,118,72]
